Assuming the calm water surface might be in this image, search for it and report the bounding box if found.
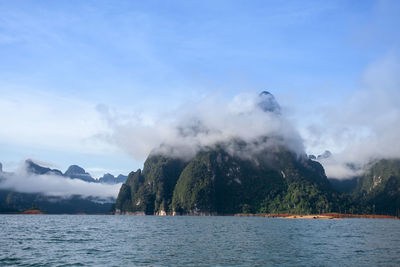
[0,215,399,266]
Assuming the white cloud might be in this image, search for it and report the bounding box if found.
[0,88,116,155]
[98,92,305,161]
[0,169,121,200]
[304,54,400,178]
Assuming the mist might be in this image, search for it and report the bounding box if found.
[306,54,400,179]
[0,167,121,200]
[98,92,305,162]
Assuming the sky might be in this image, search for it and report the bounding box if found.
[0,0,399,179]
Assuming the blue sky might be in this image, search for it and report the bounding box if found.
[0,0,399,177]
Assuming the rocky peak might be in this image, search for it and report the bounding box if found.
[308,155,317,160]
[257,91,281,113]
[25,159,63,176]
[64,165,95,182]
[116,174,128,183]
[98,173,115,184]
[64,165,86,176]
[317,150,332,160]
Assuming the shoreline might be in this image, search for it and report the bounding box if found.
[1,212,398,219]
[234,213,399,219]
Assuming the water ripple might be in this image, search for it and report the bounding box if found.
[0,215,399,266]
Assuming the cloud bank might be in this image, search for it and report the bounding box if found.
[98,92,305,161]
[0,168,121,200]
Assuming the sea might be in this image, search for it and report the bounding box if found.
[0,215,399,266]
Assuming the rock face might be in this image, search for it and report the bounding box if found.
[115,156,187,215]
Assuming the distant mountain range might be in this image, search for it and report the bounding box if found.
[25,159,127,184]
[0,160,128,214]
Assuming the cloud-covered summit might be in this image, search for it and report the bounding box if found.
[258,91,281,114]
[99,91,304,161]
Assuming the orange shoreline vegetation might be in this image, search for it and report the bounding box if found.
[10,211,399,218]
[234,213,399,219]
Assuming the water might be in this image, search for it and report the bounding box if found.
[0,215,399,266]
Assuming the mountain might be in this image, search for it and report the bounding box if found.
[24,161,127,184]
[98,173,128,184]
[64,165,96,182]
[328,159,400,216]
[116,155,187,215]
[26,159,63,176]
[258,91,281,113]
[116,147,400,216]
[98,173,115,184]
[115,91,384,216]
[351,159,400,215]
[115,91,349,215]
[116,174,128,183]
[115,145,348,215]
[173,146,338,215]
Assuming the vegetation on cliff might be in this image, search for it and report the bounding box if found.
[327,159,400,216]
[115,144,354,215]
[351,159,400,215]
[115,156,187,214]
